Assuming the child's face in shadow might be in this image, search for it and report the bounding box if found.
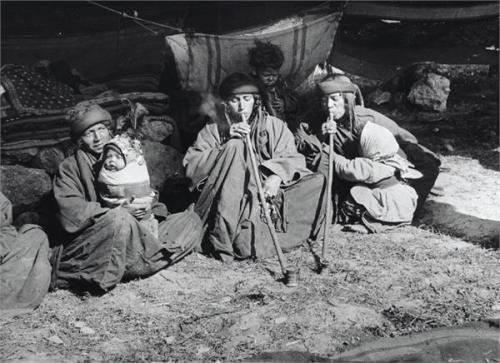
[257,67,280,88]
[103,149,125,171]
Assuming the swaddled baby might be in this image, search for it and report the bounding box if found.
[97,134,158,238]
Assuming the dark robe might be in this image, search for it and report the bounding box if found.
[261,78,300,132]
[52,149,202,292]
[296,106,440,211]
[183,108,326,260]
[0,192,51,313]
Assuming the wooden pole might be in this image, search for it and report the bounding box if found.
[321,130,334,260]
[245,132,289,276]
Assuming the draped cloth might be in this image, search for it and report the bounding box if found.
[165,11,342,93]
[332,122,419,231]
[0,192,51,314]
[52,149,202,292]
[183,109,326,260]
[296,106,440,211]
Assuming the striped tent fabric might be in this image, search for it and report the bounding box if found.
[165,11,342,93]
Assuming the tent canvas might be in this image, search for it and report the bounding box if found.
[165,11,343,93]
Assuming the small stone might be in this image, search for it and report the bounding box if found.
[366,89,392,106]
[73,321,86,329]
[491,304,500,311]
[48,335,64,345]
[165,336,176,344]
[80,326,96,335]
[196,345,210,356]
[274,316,287,324]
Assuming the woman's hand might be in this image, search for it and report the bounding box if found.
[122,196,153,220]
[229,122,251,139]
[263,174,282,198]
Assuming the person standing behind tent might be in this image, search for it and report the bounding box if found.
[0,192,51,313]
[183,72,326,261]
[248,40,300,132]
[51,103,202,293]
[295,74,440,214]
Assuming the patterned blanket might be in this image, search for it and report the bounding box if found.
[0,64,85,117]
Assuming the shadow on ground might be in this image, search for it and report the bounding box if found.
[415,200,499,249]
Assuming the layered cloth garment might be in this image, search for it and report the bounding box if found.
[183,108,326,260]
[332,122,419,232]
[52,149,202,292]
[296,105,440,210]
[0,192,51,313]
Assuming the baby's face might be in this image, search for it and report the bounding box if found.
[103,149,125,171]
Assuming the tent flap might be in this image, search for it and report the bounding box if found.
[165,12,343,93]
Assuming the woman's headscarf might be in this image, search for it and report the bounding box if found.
[67,103,114,141]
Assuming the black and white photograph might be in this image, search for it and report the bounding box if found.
[0,1,499,362]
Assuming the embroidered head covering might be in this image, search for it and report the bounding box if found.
[219,72,261,100]
[103,134,145,166]
[317,75,357,95]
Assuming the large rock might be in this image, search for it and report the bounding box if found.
[140,116,175,143]
[0,165,52,215]
[32,146,66,176]
[140,116,183,151]
[142,140,184,191]
[407,73,451,112]
[366,88,392,106]
[142,140,191,212]
[1,147,39,165]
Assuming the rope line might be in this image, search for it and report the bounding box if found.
[86,1,184,33]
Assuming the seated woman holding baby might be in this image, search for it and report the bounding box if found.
[51,103,202,293]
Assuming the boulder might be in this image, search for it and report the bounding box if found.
[0,165,52,215]
[1,147,39,165]
[366,88,392,106]
[142,140,191,212]
[140,116,183,151]
[407,73,451,112]
[142,140,184,191]
[140,117,175,143]
[32,146,66,175]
